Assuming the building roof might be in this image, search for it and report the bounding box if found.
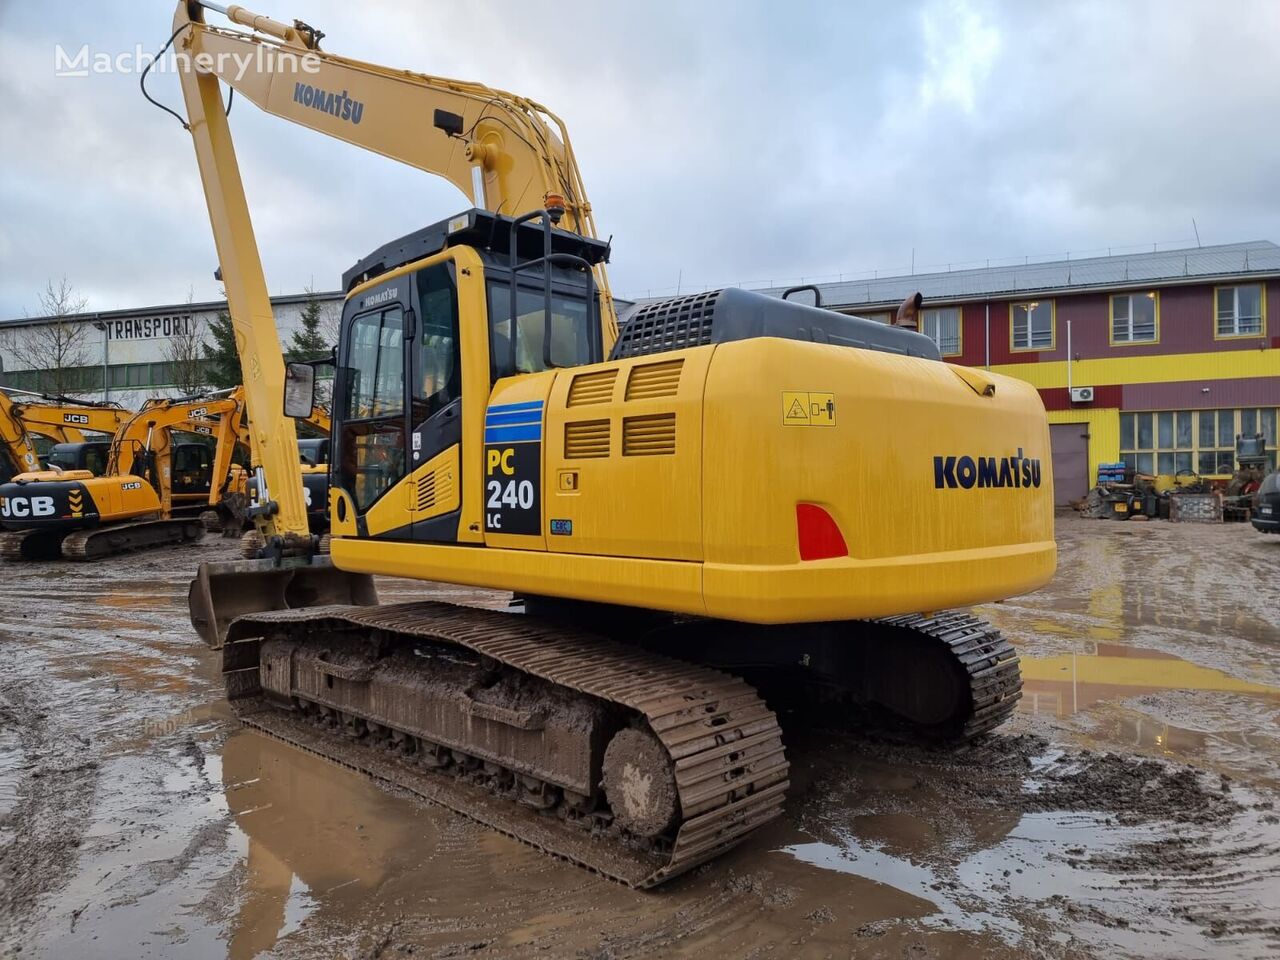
[757,240,1280,311]
[0,290,344,330]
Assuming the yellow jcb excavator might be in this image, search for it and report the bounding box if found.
[0,389,246,559]
[0,390,133,480]
[170,1,1055,887]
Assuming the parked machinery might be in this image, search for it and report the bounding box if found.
[168,1,1055,886]
[0,390,133,481]
[0,390,246,559]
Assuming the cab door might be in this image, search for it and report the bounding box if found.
[333,297,412,538]
[406,262,463,541]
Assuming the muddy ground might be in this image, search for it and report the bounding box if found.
[0,514,1277,959]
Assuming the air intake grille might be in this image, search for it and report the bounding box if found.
[564,420,610,459]
[610,290,721,359]
[622,413,676,456]
[416,466,454,511]
[625,359,684,400]
[567,369,618,406]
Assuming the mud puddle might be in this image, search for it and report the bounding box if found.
[2,517,1279,958]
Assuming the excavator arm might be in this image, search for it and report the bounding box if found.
[12,400,131,440]
[106,392,242,514]
[170,0,613,547]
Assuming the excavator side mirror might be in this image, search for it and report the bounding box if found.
[283,362,316,419]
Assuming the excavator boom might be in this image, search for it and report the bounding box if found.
[171,0,615,549]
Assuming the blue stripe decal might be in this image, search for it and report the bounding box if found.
[484,409,542,427]
[487,400,544,415]
[485,423,542,443]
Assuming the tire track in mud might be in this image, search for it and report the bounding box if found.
[794,728,1280,957]
[0,677,100,947]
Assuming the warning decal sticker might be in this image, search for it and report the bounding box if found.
[781,391,836,426]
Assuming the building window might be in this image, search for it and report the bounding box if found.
[1110,291,1159,344]
[1010,300,1054,351]
[1215,284,1264,338]
[921,307,961,356]
[1122,407,1279,477]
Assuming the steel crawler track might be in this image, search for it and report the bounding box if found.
[871,610,1022,739]
[62,518,205,559]
[0,518,204,560]
[222,601,790,888]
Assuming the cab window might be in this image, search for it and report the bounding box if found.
[340,305,406,510]
[344,306,405,420]
[415,264,460,423]
[83,446,106,475]
[487,281,591,378]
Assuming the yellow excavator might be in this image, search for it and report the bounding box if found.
[0,390,133,480]
[0,390,246,559]
[169,2,1055,887]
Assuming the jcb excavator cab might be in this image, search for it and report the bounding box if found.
[45,441,111,476]
[297,438,328,465]
[172,441,215,497]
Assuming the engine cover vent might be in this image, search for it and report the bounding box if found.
[416,465,454,511]
[568,369,618,406]
[625,359,684,401]
[564,420,610,459]
[611,291,719,359]
[622,413,676,457]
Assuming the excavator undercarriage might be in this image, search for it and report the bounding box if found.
[208,597,1019,885]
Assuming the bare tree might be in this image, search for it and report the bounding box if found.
[162,289,210,395]
[11,278,92,395]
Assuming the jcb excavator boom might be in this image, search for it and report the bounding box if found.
[0,391,43,480]
[1,390,134,480]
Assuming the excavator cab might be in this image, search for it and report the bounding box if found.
[172,441,215,498]
[280,208,603,546]
[45,441,111,476]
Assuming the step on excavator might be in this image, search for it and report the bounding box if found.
[0,389,133,481]
[169,1,1056,886]
[0,390,246,560]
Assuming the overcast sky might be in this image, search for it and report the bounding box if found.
[0,0,1277,317]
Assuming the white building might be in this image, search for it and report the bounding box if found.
[0,291,343,411]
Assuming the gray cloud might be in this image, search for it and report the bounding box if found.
[0,0,1276,316]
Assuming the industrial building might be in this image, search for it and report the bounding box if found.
[762,239,1279,503]
[0,290,342,411]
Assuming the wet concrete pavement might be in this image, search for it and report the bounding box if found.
[0,515,1277,958]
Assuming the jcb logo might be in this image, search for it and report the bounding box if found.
[120,481,142,491]
[188,407,208,418]
[62,413,90,424]
[0,496,56,518]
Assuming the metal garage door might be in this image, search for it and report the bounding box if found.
[1049,422,1090,505]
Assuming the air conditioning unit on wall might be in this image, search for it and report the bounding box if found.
[1070,386,1095,403]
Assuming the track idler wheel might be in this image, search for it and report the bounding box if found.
[602,727,678,838]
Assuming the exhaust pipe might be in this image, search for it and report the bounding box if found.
[894,291,923,329]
